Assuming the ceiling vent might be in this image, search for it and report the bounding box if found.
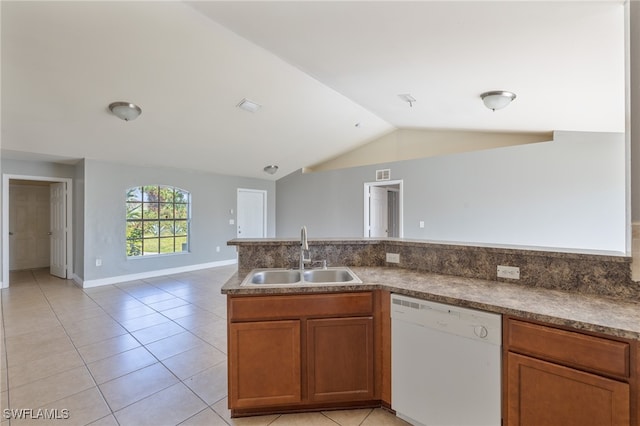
[237,98,262,113]
[376,169,391,181]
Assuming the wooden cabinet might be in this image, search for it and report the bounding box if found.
[229,320,301,409]
[228,294,639,422]
[307,316,374,402]
[507,352,629,426]
[227,291,381,416]
[504,317,635,426]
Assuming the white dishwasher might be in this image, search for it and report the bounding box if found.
[391,294,502,426]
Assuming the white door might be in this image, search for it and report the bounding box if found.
[369,186,388,237]
[237,189,266,238]
[50,182,67,278]
[9,184,51,270]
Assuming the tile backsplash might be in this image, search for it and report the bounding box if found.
[230,238,639,300]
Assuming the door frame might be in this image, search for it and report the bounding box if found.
[2,174,73,288]
[236,188,267,238]
[363,180,403,238]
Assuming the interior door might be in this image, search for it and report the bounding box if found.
[50,182,67,278]
[369,186,388,237]
[237,189,266,238]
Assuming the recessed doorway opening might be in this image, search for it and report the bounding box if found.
[364,180,403,238]
[2,174,73,288]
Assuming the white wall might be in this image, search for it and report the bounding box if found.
[277,131,626,254]
[74,160,85,280]
[82,160,276,285]
[0,158,276,287]
[631,0,640,222]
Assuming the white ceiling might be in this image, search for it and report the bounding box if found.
[1,1,626,180]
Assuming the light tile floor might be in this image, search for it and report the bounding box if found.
[0,266,410,426]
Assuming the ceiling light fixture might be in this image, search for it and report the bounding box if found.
[263,165,279,175]
[480,91,516,111]
[398,94,417,107]
[237,98,262,113]
[108,102,142,121]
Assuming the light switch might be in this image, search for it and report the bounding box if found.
[419,221,425,228]
[229,219,235,225]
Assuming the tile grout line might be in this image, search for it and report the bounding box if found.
[2,270,210,425]
[80,281,181,423]
[2,269,54,420]
[0,272,11,425]
[136,272,246,425]
[81,277,235,424]
[32,270,121,426]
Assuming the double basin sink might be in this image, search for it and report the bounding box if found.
[241,267,362,286]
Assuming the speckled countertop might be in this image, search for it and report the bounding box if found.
[222,266,640,341]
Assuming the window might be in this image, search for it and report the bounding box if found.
[126,185,190,257]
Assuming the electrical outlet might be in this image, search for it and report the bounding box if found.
[386,253,400,263]
[497,265,520,279]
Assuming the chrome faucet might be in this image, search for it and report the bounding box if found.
[300,226,311,270]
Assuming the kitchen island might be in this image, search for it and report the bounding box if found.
[222,238,640,424]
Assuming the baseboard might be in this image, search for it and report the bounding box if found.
[71,273,84,288]
[79,259,238,288]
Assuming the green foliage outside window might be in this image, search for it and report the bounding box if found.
[126,185,190,257]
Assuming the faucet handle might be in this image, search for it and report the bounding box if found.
[309,259,327,269]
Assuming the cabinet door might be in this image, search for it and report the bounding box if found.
[307,316,374,403]
[229,320,301,409]
[507,352,630,426]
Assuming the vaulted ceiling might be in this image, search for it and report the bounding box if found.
[1,1,626,179]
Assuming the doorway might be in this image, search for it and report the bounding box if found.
[2,174,73,288]
[364,180,403,238]
[9,181,51,271]
[236,188,267,238]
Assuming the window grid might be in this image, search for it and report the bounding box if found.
[126,185,190,257]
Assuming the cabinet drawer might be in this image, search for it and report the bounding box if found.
[506,318,630,378]
[229,292,374,321]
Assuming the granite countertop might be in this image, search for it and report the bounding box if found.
[222,266,640,341]
[227,237,630,261]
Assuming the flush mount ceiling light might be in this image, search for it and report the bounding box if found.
[480,91,516,111]
[237,98,262,113]
[263,165,279,175]
[108,102,142,121]
[398,94,417,107]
